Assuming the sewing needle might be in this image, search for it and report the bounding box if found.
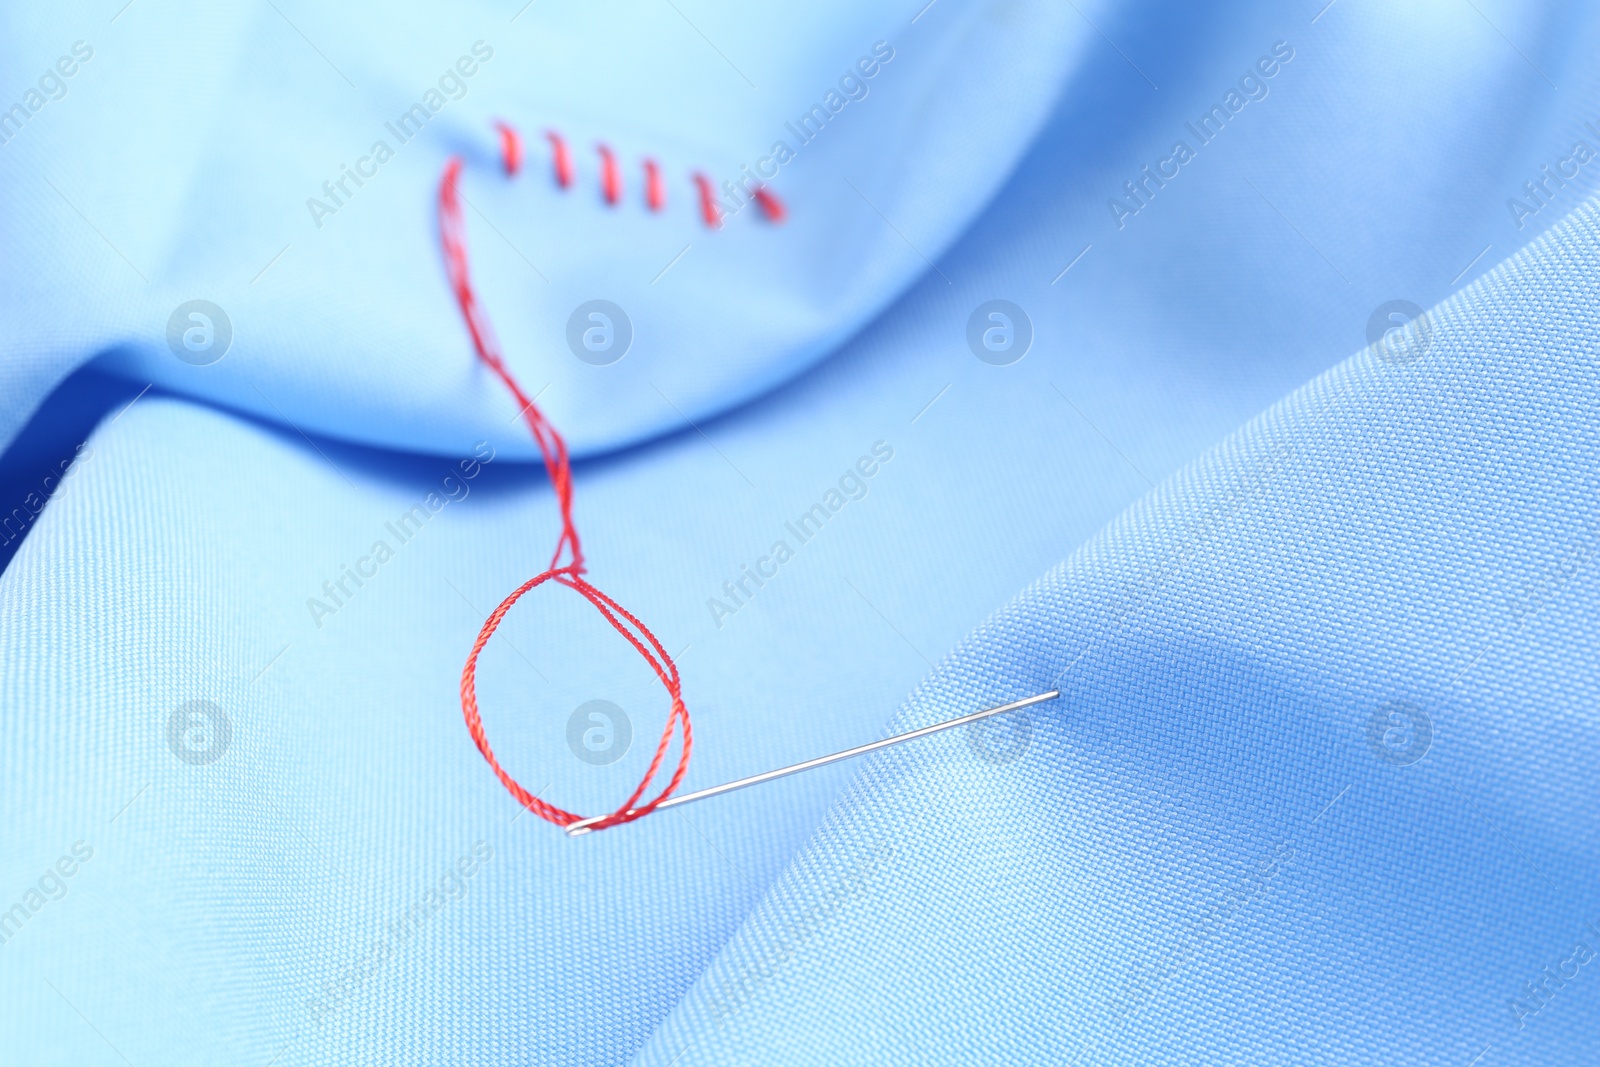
[564,689,1060,836]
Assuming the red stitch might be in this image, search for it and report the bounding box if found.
[439,156,692,833]
[643,158,665,212]
[752,186,787,224]
[596,144,622,205]
[494,121,522,176]
[546,130,574,188]
[692,173,722,228]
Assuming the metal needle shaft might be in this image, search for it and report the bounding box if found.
[565,689,1060,837]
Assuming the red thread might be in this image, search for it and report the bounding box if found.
[692,172,722,228]
[494,121,522,176]
[546,130,574,188]
[439,156,692,833]
[506,124,786,228]
[643,158,665,212]
[596,144,622,205]
[751,185,787,224]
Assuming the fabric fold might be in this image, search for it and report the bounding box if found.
[0,0,1101,459]
[633,198,1600,1065]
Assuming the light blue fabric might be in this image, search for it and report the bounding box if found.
[640,197,1600,1064]
[3,1,1599,1064]
[0,0,1099,458]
